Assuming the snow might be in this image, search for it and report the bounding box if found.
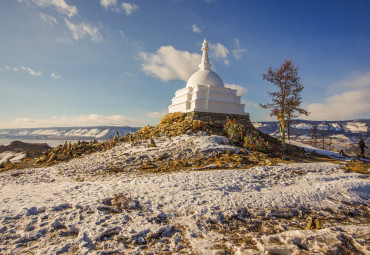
[63,128,109,138]
[0,151,26,164]
[286,140,349,159]
[252,225,369,254]
[96,129,109,138]
[253,122,268,129]
[17,130,29,136]
[64,128,85,136]
[329,134,350,140]
[292,123,312,129]
[0,133,369,254]
[329,122,342,131]
[345,122,368,133]
[30,129,62,136]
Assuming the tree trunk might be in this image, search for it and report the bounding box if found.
[321,126,325,150]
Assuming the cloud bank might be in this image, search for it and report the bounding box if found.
[147,110,168,119]
[100,0,117,9]
[65,19,102,43]
[51,72,61,79]
[225,83,248,96]
[21,66,42,76]
[192,24,201,33]
[40,13,58,26]
[140,46,201,81]
[20,0,77,17]
[306,72,370,120]
[122,2,139,15]
[232,38,247,59]
[139,43,234,82]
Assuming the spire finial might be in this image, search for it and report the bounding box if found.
[199,38,212,70]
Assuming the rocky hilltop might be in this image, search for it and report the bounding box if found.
[1,112,301,171]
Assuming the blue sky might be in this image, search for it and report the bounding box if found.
[0,0,369,128]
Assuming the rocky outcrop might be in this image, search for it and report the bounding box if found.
[132,111,254,139]
[35,139,118,165]
[0,141,51,154]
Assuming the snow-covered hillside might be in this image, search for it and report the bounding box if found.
[254,119,369,138]
[0,133,369,254]
[0,126,139,140]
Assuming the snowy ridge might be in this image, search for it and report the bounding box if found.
[0,126,139,140]
[254,119,370,151]
[254,119,369,136]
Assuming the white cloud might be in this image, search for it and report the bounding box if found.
[20,0,77,17]
[242,99,259,109]
[56,36,72,44]
[139,45,201,81]
[100,0,120,12]
[124,71,133,76]
[339,72,370,88]
[225,83,248,96]
[192,24,201,33]
[0,114,144,129]
[21,66,42,76]
[65,19,102,43]
[232,38,247,59]
[209,43,229,58]
[307,89,370,120]
[2,66,18,72]
[235,38,241,48]
[40,13,57,26]
[122,2,139,15]
[51,72,61,79]
[119,30,125,39]
[306,72,370,120]
[147,110,168,119]
[100,0,117,8]
[232,48,247,60]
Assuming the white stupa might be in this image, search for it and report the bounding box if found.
[168,39,247,115]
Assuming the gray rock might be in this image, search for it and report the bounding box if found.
[52,203,71,211]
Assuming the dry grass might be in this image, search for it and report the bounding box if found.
[342,161,370,175]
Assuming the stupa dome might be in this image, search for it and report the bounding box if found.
[186,69,224,88]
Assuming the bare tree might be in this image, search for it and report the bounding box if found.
[261,60,309,140]
[320,125,326,150]
[310,124,319,148]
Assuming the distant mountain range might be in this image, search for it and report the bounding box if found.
[0,126,140,140]
[0,119,368,146]
[253,119,369,150]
